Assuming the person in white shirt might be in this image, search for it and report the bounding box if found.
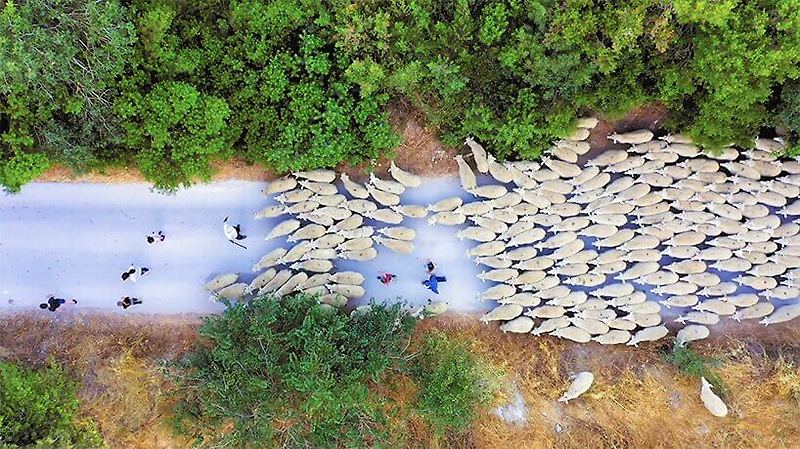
[121,265,149,282]
[223,217,247,249]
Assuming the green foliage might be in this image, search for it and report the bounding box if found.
[0,360,103,448]
[663,342,724,392]
[0,149,49,193]
[172,295,417,448]
[413,332,492,435]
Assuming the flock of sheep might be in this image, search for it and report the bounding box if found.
[204,116,800,347]
[461,119,800,346]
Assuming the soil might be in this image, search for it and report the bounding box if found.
[586,102,670,154]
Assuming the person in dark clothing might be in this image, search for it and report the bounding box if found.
[39,296,77,312]
[146,231,165,244]
[223,217,247,249]
[425,259,436,274]
[422,274,447,294]
[121,265,149,282]
[377,272,397,285]
[117,296,143,309]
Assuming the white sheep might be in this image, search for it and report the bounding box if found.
[759,303,800,325]
[374,236,414,254]
[388,161,422,188]
[550,326,592,343]
[215,282,248,300]
[344,199,378,215]
[478,284,518,302]
[255,204,287,220]
[455,155,478,190]
[275,188,314,204]
[391,204,429,219]
[558,371,594,403]
[340,173,370,199]
[204,273,239,292]
[500,316,535,333]
[427,196,463,212]
[367,185,400,206]
[480,304,524,322]
[676,325,710,347]
[592,330,632,345]
[427,211,467,226]
[465,136,489,173]
[335,237,373,252]
[248,269,277,294]
[700,377,728,418]
[377,226,416,241]
[327,283,366,299]
[369,172,406,195]
[290,259,334,273]
[252,248,288,272]
[259,269,293,294]
[264,177,298,195]
[299,180,338,196]
[288,224,327,242]
[293,169,336,183]
[266,218,301,240]
[337,247,378,261]
[487,154,514,183]
[365,208,403,224]
[626,325,669,347]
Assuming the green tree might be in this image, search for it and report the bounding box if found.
[172,295,417,448]
[0,360,103,448]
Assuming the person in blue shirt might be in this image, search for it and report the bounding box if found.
[422,274,447,294]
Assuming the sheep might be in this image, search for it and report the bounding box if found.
[428,211,467,226]
[367,185,400,206]
[288,224,327,243]
[567,126,591,140]
[500,316,536,333]
[558,249,598,266]
[521,213,563,227]
[455,155,478,190]
[374,236,414,254]
[284,200,322,215]
[327,283,366,299]
[747,262,787,278]
[550,326,592,343]
[605,318,638,331]
[480,304,524,322]
[575,117,599,129]
[247,268,278,294]
[733,275,777,291]
[531,316,571,335]
[290,259,334,274]
[499,292,542,307]
[509,167,539,189]
[320,293,348,307]
[500,221,536,240]
[266,219,301,240]
[626,325,669,347]
[696,247,733,261]
[707,236,746,250]
[387,205,427,220]
[592,330,632,345]
[327,271,365,286]
[763,286,800,300]
[571,317,610,335]
[675,310,721,326]
[557,371,594,404]
[298,273,332,291]
[653,282,700,297]
[535,231,578,250]
[298,180,338,196]
[575,172,612,194]
[514,256,556,272]
[697,282,738,298]
[730,302,774,323]
[255,205,287,220]
[619,235,661,253]
[486,154,514,183]
[700,377,728,418]
[545,158,582,178]
[465,137,489,173]
[377,226,416,241]
[277,242,312,265]
[475,255,513,269]
[543,203,582,217]
[309,193,346,207]
[589,283,634,299]
[551,145,579,163]
[556,139,592,156]
[505,228,546,247]
[607,156,646,174]
[337,173,368,199]
[215,282,249,300]
[335,237,374,252]
[693,298,736,316]
[563,272,606,287]
[251,248,287,272]
[302,248,338,260]
[388,161,422,188]
[422,300,449,317]
[455,200,494,216]
[594,260,628,275]
[469,184,509,199]
[759,303,800,325]
[550,239,586,260]
[465,241,508,259]
[339,226,374,240]
[492,192,524,209]
[578,224,618,239]
[590,202,634,217]
[428,196,463,213]
[468,219,509,237]
[608,129,654,144]
[619,249,661,264]
[337,247,378,261]
[258,269,293,295]
[296,212,334,227]
[204,273,239,292]
[343,199,378,215]
[365,208,404,224]
[551,263,590,277]
[507,270,548,286]
[709,257,752,273]
[593,229,636,249]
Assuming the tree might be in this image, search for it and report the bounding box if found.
[172,295,417,448]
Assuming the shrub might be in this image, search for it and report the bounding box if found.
[0,148,49,192]
[412,332,492,435]
[172,295,417,448]
[663,342,724,393]
[0,360,103,448]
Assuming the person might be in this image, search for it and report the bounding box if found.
[146,231,165,244]
[422,274,447,294]
[377,272,397,285]
[39,295,77,312]
[121,265,149,283]
[223,217,247,249]
[117,296,142,309]
[425,259,437,274]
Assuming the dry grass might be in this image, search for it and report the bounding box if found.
[1,311,798,449]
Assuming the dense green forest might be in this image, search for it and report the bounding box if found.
[2,0,800,191]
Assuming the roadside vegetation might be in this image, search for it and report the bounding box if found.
[2,0,800,191]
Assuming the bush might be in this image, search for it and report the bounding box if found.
[412,332,492,435]
[0,149,49,192]
[663,342,724,393]
[172,295,417,448]
[0,360,103,448]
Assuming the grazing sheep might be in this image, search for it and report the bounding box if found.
[298,273,331,291]
[556,139,592,156]
[338,247,378,261]
[608,291,647,307]
[514,256,556,271]
[259,269,293,295]
[531,316,571,335]
[564,272,607,287]
[288,224,327,243]
[606,318,638,331]
[499,292,542,307]
[480,304,524,322]
[265,177,301,196]
[653,282,700,297]
[486,154,514,183]
[500,316,536,333]
[204,273,239,292]
[327,283,367,299]
[320,293,348,307]
[302,248,337,260]
[694,299,736,316]
[253,248,288,272]
[552,145,579,163]
[571,317,610,335]
[215,282,248,300]
[340,173,369,199]
[675,311,721,326]
[550,326,592,343]
[455,155,478,190]
[367,185,400,206]
[545,159,582,178]
[374,236,414,254]
[388,161,422,187]
[296,212,334,227]
[675,325,710,347]
[592,330,632,345]
[428,196,463,212]
[248,268,277,293]
[558,372,594,403]
[327,271,365,286]
[621,301,661,315]
[344,199,378,215]
[366,208,404,224]
[467,241,507,258]
[732,302,774,321]
[710,257,752,272]
[275,188,316,204]
[608,129,654,144]
[311,193,347,207]
[478,284,518,302]
[626,325,669,347]
[465,137,489,173]
[763,286,800,300]
[335,237,373,252]
[700,377,728,418]
[284,200,321,215]
[299,180,338,196]
[329,214,364,234]
[370,173,406,195]
[279,242,313,264]
[568,127,591,140]
[759,303,800,325]
[255,204,287,220]
[475,256,513,269]
[290,259,334,273]
[391,204,428,218]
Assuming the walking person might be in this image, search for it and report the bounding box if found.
[223,217,247,249]
[117,296,143,310]
[39,295,77,312]
[424,259,437,274]
[422,273,447,294]
[121,265,150,283]
[146,231,166,244]
[377,272,397,285]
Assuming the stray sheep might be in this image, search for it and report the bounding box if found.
[700,377,728,418]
